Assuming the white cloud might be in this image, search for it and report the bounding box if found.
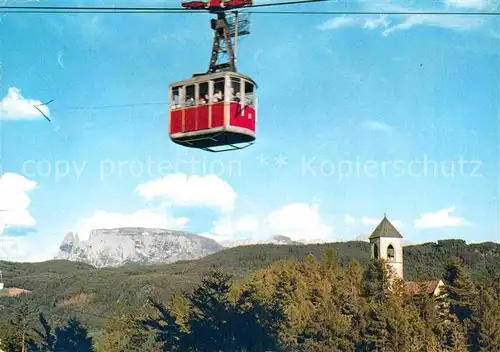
[414,205,469,228]
[317,2,488,36]
[317,15,389,31]
[77,208,189,241]
[75,173,235,244]
[444,0,486,9]
[362,120,393,132]
[364,15,390,30]
[376,3,487,36]
[212,216,259,237]
[0,87,50,120]
[381,14,486,36]
[200,215,259,244]
[345,214,355,225]
[0,173,47,262]
[316,16,359,30]
[0,173,37,234]
[135,173,237,213]
[268,203,333,242]
[203,202,334,246]
[0,233,62,262]
[201,201,335,245]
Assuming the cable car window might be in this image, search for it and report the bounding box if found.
[244,81,254,107]
[199,82,209,105]
[172,86,181,109]
[212,78,224,103]
[230,77,241,102]
[185,84,195,107]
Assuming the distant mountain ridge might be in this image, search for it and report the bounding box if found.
[56,227,223,268]
[219,235,304,248]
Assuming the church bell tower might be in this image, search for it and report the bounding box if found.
[369,215,404,281]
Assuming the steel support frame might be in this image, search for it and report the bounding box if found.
[208,12,236,73]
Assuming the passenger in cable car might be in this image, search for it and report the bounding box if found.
[212,90,223,103]
[186,95,195,107]
[198,94,208,105]
[234,91,241,102]
[228,86,240,102]
[172,100,182,109]
[171,87,182,109]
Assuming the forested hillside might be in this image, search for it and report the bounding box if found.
[1,244,499,351]
[0,239,498,345]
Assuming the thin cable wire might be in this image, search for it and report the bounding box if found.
[0,0,326,11]
[0,10,183,13]
[50,102,170,112]
[0,0,324,11]
[1,2,498,15]
[245,10,500,15]
[2,9,498,15]
[1,5,185,11]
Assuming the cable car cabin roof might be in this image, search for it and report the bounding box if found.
[169,71,258,88]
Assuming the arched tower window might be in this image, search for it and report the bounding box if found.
[387,244,395,262]
[373,243,379,259]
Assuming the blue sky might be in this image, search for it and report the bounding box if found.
[0,0,498,261]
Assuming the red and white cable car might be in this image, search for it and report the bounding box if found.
[169,72,257,152]
[169,0,256,152]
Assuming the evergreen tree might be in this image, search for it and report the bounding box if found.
[5,301,33,352]
[319,248,342,279]
[341,258,364,343]
[442,257,480,350]
[52,317,94,352]
[359,260,392,350]
[234,282,282,351]
[298,292,353,351]
[271,266,301,348]
[26,312,56,351]
[2,329,23,352]
[95,301,156,352]
[414,287,445,350]
[359,303,390,351]
[168,292,190,331]
[474,287,500,351]
[446,322,468,352]
[26,314,94,352]
[442,257,478,322]
[344,259,363,295]
[363,259,392,303]
[142,298,184,351]
[183,269,238,351]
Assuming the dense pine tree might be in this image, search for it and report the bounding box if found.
[95,302,158,352]
[474,286,500,351]
[1,301,34,352]
[26,313,94,352]
[443,257,478,322]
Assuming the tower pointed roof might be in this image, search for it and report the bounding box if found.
[369,215,403,239]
